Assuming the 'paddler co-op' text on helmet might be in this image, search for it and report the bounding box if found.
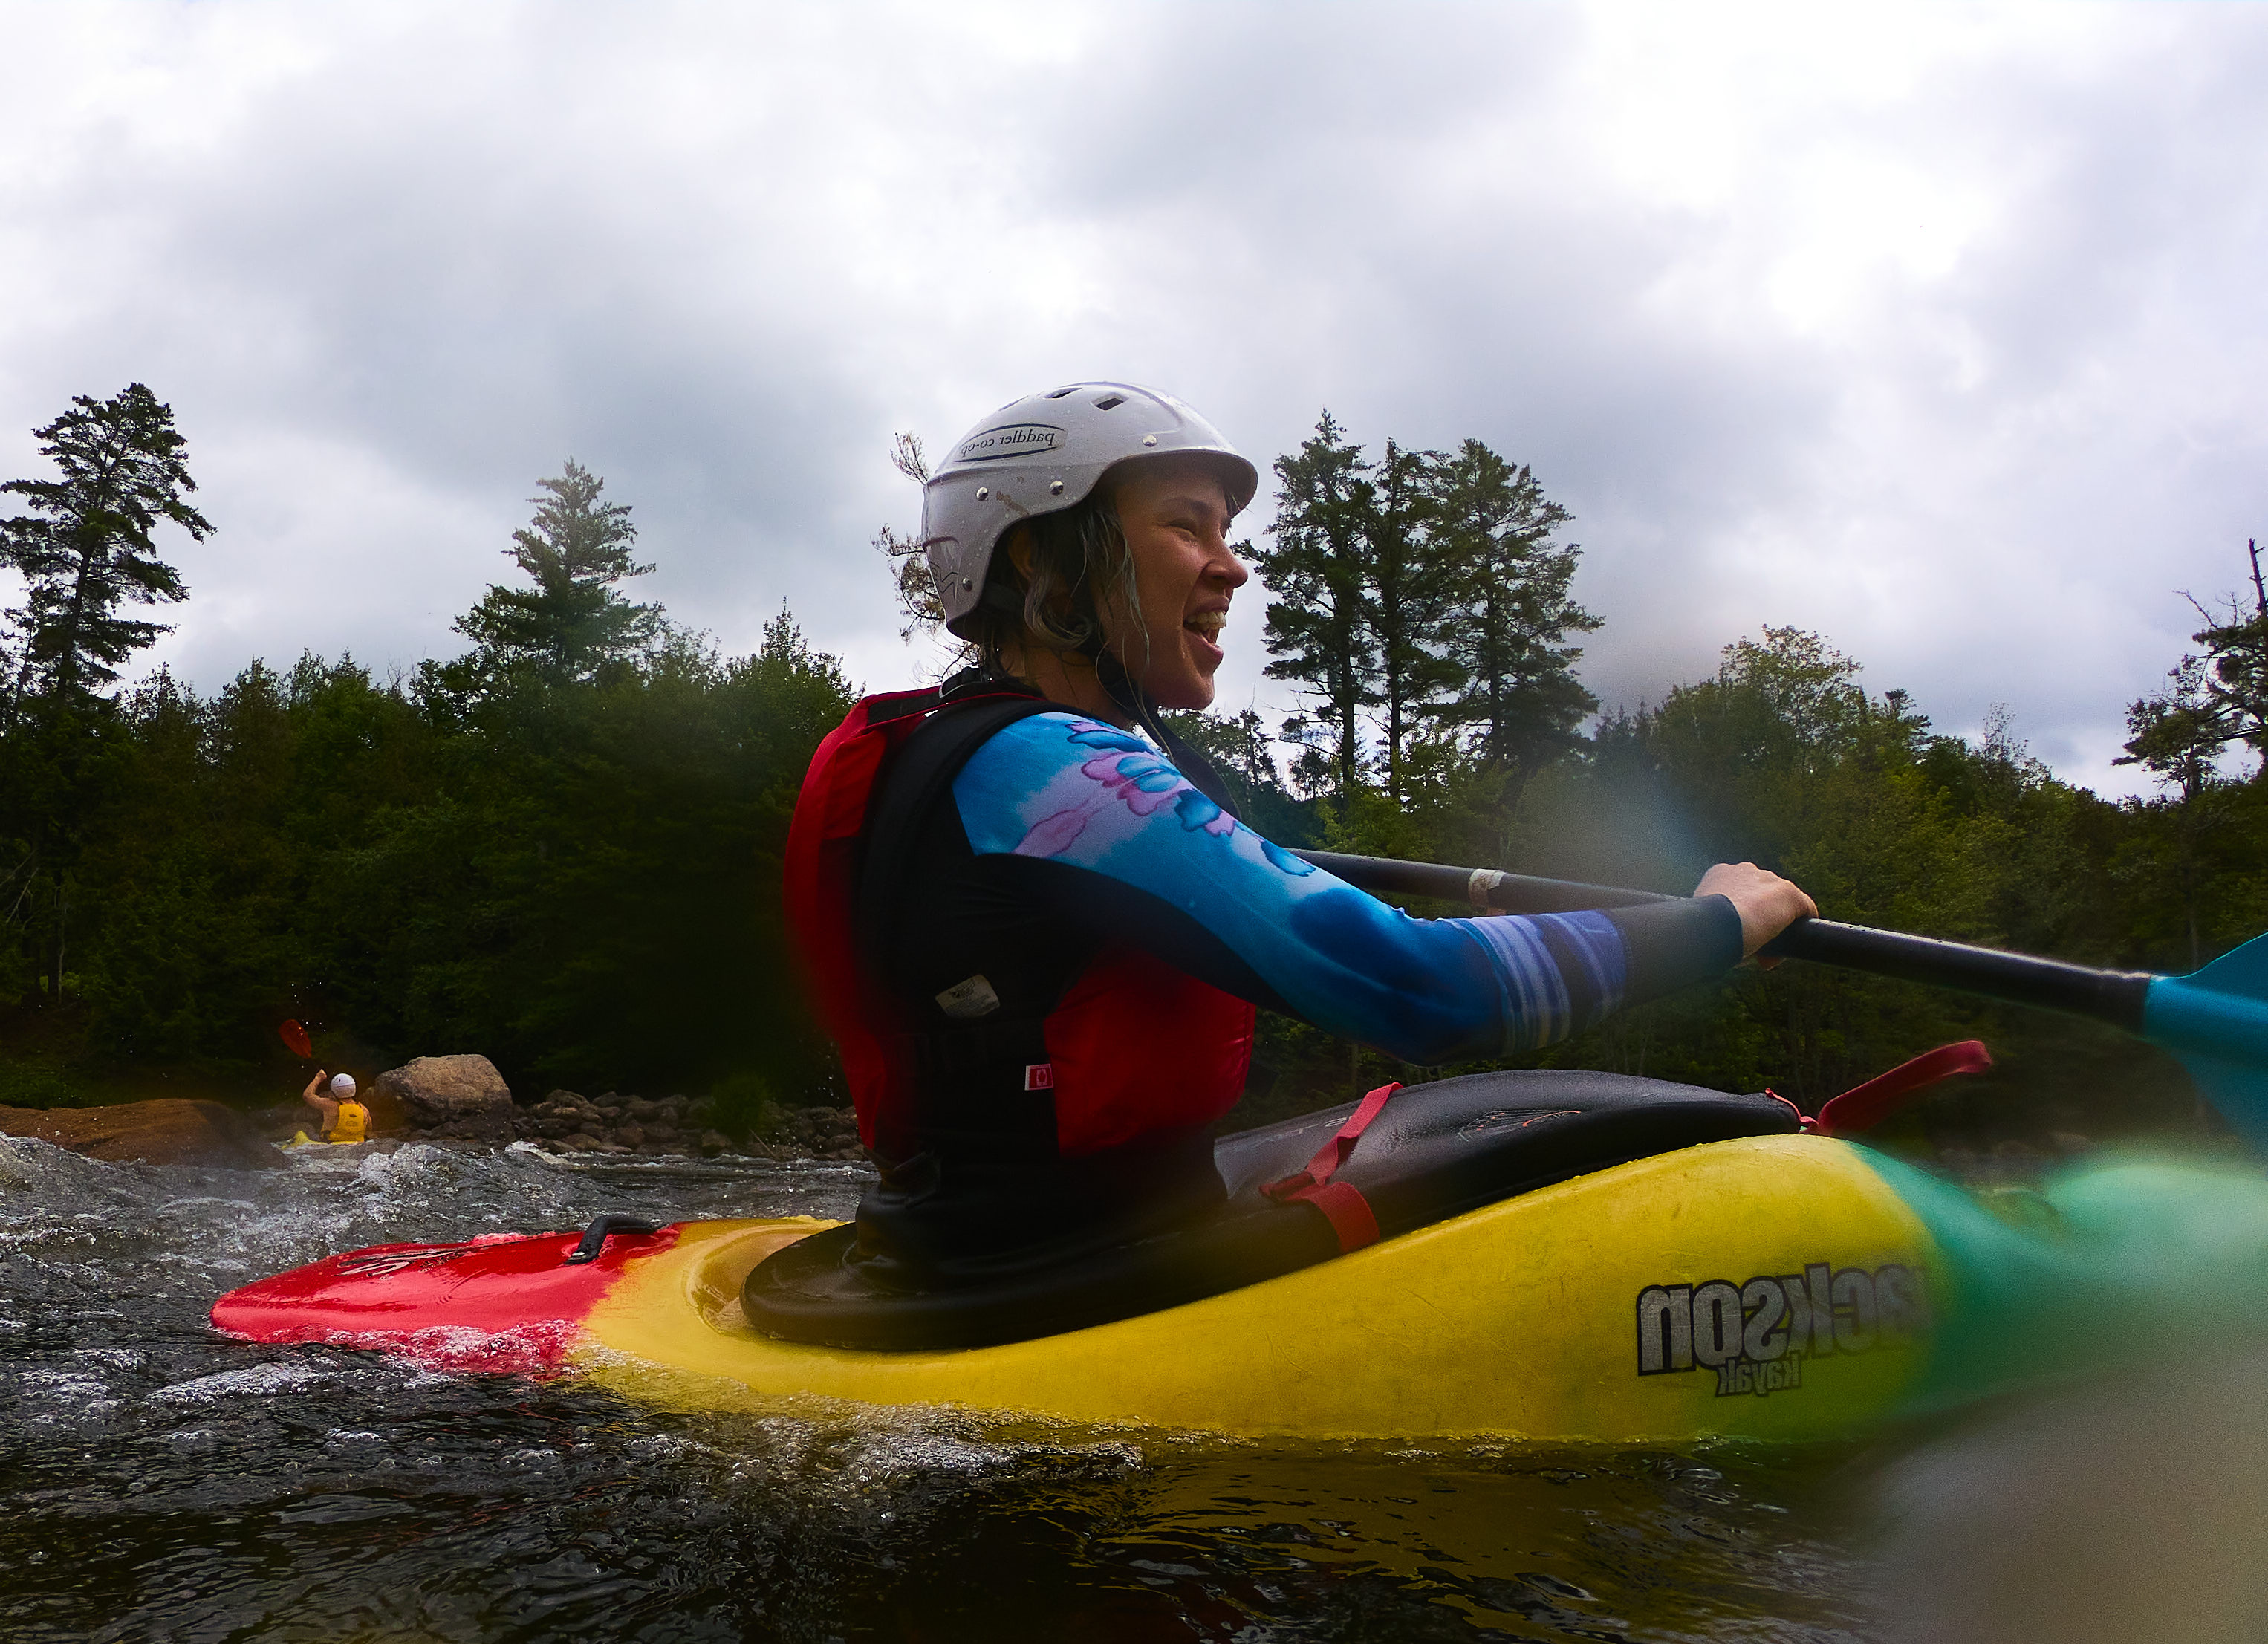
[920,383,1259,638]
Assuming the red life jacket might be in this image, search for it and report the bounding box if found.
[782,676,1256,1168]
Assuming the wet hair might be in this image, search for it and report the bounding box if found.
[964,485,1149,680]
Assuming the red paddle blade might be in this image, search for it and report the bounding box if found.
[279,1020,313,1059]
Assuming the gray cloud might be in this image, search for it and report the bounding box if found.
[1,1,2263,796]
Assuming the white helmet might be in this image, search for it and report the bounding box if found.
[921,383,1258,637]
[330,1073,357,1097]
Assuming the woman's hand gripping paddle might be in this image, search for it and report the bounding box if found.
[1296,848,2268,1150]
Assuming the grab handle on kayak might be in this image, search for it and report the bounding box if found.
[564,1214,662,1265]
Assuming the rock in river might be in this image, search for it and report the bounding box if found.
[0,1099,283,1169]
[372,1054,514,1143]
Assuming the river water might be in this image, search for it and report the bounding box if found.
[1,1134,1892,1641]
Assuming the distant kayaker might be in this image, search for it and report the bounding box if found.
[791,382,1817,1287]
[300,1071,370,1145]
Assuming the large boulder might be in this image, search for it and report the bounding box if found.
[373,1054,514,1142]
[0,1099,283,1170]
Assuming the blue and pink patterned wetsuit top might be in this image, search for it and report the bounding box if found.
[942,713,1737,1065]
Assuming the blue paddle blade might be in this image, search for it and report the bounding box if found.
[2186,929,2268,999]
[2174,1052,2268,1152]
[2144,931,2268,1148]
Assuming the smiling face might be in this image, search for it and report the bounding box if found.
[1099,455,1250,712]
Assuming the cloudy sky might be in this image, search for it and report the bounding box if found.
[1,1,2263,797]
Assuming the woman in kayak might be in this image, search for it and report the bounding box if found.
[823,382,1815,1287]
[299,1070,370,1145]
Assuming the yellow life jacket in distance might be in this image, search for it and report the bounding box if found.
[328,1101,370,1144]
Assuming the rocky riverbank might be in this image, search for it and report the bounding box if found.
[256,1065,867,1163]
[0,1051,870,1170]
[513,1089,864,1160]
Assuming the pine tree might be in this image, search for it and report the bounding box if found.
[1250,412,1377,799]
[2122,538,2268,765]
[1429,440,1597,794]
[2119,654,2238,971]
[456,461,657,683]
[0,383,209,716]
[1364,438,1460,804]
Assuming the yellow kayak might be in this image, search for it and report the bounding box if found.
[590,1134,1937,1439]
[214,1070,2268,1440]
[218,1133,1946,1441]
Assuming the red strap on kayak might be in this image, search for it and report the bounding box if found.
[1808,1039,1992,1137]
[1261,1081,1401,1252]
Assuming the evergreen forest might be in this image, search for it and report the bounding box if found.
[4,385,2265,1156]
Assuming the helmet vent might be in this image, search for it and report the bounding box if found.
[1092,393,1126,411]
[1044,386,1079,399]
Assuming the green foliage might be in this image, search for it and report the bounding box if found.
[1252,412,1377,799]
[0,385,212,1034]
[1429,439,1597,793]
[452,460,659,686]
[708,1070,784,1140]
[9,611,856,1102]
[1362,439,1461,802]
[2122,538,2268,770]
[1221,421,2267,1146]
[7,389,2262,1172]
[1220,616,2251,1148]
[0,447,856,1111]
[0,383,209,711]
[0,1060,82,1109]
[2113,540,2268,968]
[1252,415,1598,811]
[1513,632,2124,1105]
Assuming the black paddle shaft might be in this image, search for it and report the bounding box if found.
[1293,848,2154,1033]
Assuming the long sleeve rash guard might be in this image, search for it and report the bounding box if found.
[887,712,1743,1070]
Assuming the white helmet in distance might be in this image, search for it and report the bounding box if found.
[922,382,1259,637]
